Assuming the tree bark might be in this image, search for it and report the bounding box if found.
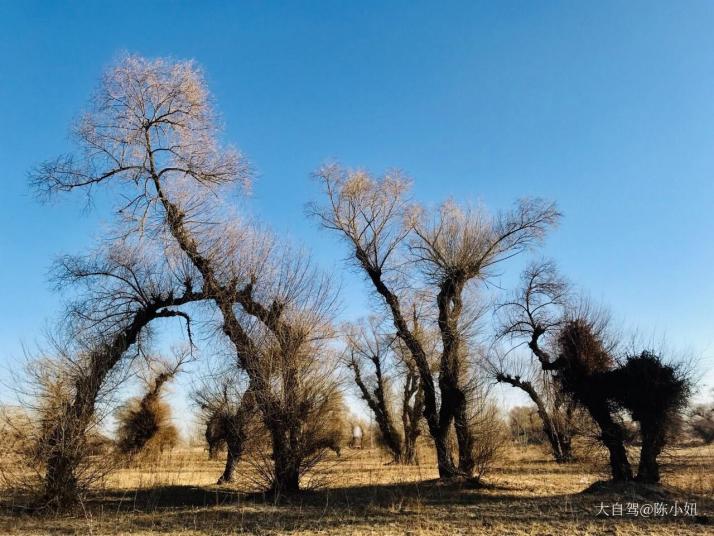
[401,369,423,465]
[588,401,633,481]
[636,422,665,483]
[353,247,459,478]
[437,278,475,476]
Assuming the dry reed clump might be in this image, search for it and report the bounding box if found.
[115,397,178,460]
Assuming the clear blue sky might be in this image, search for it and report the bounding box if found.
[1,1,713,414]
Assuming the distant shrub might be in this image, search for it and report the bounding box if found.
[508,406,546,446]
[469,403,508,484]
[688,403,714,444]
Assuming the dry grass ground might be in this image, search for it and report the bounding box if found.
[0,443,712,535]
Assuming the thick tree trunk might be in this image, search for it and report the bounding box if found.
[42,301,191,508]
[401,376,423,466]
[437,278,476,477]
[589,402,633,481]
[43,441,81,509]
[636,423,665,483]
[217,427,244,484]
[432,424,458,478]
[454,398,475,475]
[271,431,301,494]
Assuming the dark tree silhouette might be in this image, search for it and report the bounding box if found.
[32,56,344,494]
[498,261,691,483]
[17,244,202,509]
[494,372,575,463]
[344,316,427,464]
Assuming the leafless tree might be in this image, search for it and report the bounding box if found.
[497,261,634,480]
[688,396,714,444]
[233,250,345,493]
[344,318,403,463]
[498,261,691,483]
[193,370,259,484]
[31,55,348,493]
[488,270,578,464]
[344,315,428,464]
[488,352,576,463]
[309,165,559,478]
[3,238,202,509]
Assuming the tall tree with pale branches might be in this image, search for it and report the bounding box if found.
[310,165,559,478]
[32,55,343,493]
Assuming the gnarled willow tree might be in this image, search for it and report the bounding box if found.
[498,261,691,483]
[1,241,201,509]
[33,55,343,494]
[310,167,559,478]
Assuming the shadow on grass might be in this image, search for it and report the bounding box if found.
[2,479,709,533]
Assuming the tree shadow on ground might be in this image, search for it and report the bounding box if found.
[81,478,712,533]
[2,479,709,534]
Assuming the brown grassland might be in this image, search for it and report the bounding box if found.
[1,443,712,535]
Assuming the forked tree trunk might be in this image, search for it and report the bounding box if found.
[437,278,476,477]
[349,359,404,463]
[433,426,458,478]
[401,372,423,465]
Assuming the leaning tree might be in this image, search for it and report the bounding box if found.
[3,240,201,508]
[32,55,345,492]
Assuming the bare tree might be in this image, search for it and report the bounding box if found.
[491,364,576,462]
[2,240,201,509]
[31,55,347,493]
[497,261,634,480]
[233,250,345,493]
[487,324,577,463]
[688,398,714,444]
[393,336,427,465]
[309,165,559,478]
[193,371,258,484]
[498,261,692,483]
[344,315,427,464]
[344,318,404,463]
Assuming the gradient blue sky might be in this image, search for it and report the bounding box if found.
[1,1,713,414]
